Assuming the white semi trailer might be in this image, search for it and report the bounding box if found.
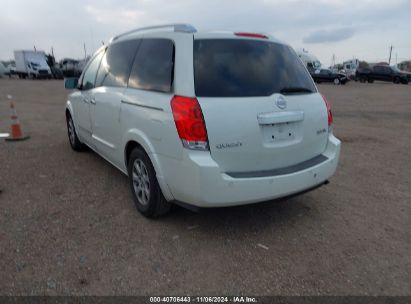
[342,59,360,80]
[14,50,52,79]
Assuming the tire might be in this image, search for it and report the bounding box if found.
[333,78,340,85]
[127,148,171,218]
[66,114,86,151]
[367,79,374,83]
[393,77,400,84]
[359,76,366,83]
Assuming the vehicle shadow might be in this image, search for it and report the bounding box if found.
[161,194,317,236]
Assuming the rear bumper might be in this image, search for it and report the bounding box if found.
[157,134,341,207]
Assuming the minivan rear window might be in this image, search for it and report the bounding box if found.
[193,39,316,97]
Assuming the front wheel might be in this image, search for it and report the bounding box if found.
[393,77,400,84]
[333,78,340,85]
[66,114,86,151]
[127,148,171,218]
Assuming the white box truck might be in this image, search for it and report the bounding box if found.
[0,62,7,77]
[295,48,322,73]
[14,50,52,79]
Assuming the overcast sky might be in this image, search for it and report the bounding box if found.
[1,0,410,67]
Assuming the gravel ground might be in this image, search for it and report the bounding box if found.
[0,79,410,296]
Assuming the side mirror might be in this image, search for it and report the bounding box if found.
[64,77,79,90]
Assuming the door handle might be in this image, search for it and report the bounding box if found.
[83,98,89,103]
[257,111,304,125]
[90,98,96,105]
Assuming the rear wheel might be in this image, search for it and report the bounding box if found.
[394,77,400,84]
[367,79,374,83]
[127,148,171,218]
[359,76,367,83]
[333,78,340,85]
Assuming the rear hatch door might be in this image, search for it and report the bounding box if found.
[193,36,329,174]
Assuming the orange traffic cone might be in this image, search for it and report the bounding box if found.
[5,96,30,141]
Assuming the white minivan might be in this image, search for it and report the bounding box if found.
[64,24,341,217]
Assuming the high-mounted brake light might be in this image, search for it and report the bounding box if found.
[171,95,209,151]
[234,32,268,39]
[321,94,333,129]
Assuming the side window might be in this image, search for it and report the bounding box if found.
[128,39,174,92]
[96,39,141,88]
[374,66,382,73]
[81,51,104,90]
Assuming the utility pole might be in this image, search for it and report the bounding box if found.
[388,45,393,65]
[83,43,87,59]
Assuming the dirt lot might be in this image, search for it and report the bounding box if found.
[0,79,410,296]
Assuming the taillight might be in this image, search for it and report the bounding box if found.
[234,32,268,39]
[171,95,209,151]
[321,94,333,130]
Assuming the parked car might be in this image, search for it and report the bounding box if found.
[311,69,348,85]
[356,65,408,84]
[50,66,64,79]
[64,24,341,217]
[59,58,81,77]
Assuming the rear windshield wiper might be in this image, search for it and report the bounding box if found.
[279,87,314,94]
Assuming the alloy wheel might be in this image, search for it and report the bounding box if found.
[132,159,150,206]
[68,118,75,145]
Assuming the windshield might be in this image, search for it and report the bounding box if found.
[193,39,316,97]
[392,66,402,72]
